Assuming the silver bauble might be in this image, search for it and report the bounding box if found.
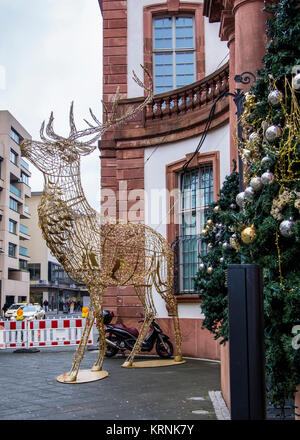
[268,90,283,106]
[261,170,274,185]
[265,125,281,142]
[279,218,295,238]
[292,73,300,91]
[207,243,213,251]
[230,203,237,210]
[219,257,225,263]
[249,132,260,147]
[242,148,252,160]
[199,263,206,271]
[261,155,271,168]
[250,176,263,191]
[245,186,255,201]
[222,242,229,250]
[236,192,246,207]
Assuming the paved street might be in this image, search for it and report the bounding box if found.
[0,346,222,420]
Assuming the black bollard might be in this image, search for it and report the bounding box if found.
[227,264,266,420]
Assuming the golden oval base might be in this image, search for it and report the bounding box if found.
[122,359,186,368]
[56,369,109,384]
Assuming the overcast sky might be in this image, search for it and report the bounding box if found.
[0,0,102,210]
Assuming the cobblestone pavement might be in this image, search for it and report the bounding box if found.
[0,347,221,420]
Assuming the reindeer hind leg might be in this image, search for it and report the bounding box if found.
[91,287,107,372]
[122,285,155,368]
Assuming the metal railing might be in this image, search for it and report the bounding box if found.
[173,234,203,295]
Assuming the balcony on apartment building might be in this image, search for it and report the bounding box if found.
[19,223,30,240]
[10,183,22,199]
[19,245,29,259]
[20,204,31,219]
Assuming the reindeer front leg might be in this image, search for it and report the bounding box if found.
[63,306,95,382]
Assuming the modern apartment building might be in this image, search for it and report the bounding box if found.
[0,110,32,309]
[24,192,88,312]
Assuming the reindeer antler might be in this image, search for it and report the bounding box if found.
[39,65,153,148]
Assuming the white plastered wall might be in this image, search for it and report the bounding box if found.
[127,0,228,98]
[144,124,230,318]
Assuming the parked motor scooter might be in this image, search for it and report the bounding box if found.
[103,310,174,358]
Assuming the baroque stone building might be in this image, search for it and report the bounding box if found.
[98,0,271,408]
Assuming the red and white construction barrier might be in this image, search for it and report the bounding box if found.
[0,318,94,350]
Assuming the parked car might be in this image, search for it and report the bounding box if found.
[4,303,31,319]
[15,305,45,321]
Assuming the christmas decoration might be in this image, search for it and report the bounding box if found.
[261,154,272,168]
[241,225,257,244]
[242,148,252,161]
[206,219,214,228]
[245,186,255,200]
[249,132,260,147]
[250,176,263,191]
[207,266,213,275]
[19,66,184,382]
[279,218,295,237]
[292,72,300,91]
[230,234,240,250]
[236,191,246,207]
[265,124,282,142]
[235,0,300,412]
[196,0,300,413]
[261,170,275,185]
[195,164,240,344]
[213,205,221,213]
[268,90,283,106]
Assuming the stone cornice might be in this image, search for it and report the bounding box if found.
[203,0,223,22]
[219,9,235,41]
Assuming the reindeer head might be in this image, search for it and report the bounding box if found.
[20,66,153,176]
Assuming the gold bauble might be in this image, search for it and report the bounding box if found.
[241,225,256,244]
[207,266,213,275]
[213,205,221,213]
[206,219,213,228]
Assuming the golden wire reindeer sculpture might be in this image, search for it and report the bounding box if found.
[20,68,183,383]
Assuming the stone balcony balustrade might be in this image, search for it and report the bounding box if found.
[101,62,229,149]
